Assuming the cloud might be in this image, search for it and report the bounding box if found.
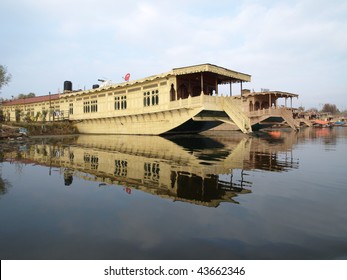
[1,0,346,108]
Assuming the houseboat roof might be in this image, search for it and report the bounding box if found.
[2,93,60,106]
[242,90,298,98]
[2,64,252,102]
[172,63,251,83]
[64,63,252,97]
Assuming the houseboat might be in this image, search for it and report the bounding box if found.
[1,63,300,134]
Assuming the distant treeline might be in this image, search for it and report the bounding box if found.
[301,103,345,116]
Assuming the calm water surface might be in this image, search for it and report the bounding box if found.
[1,127,347,260]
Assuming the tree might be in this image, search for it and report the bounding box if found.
[0,65,12,91]
[17,92,36,99]
[307,107,318,113]
[321,103,340,115]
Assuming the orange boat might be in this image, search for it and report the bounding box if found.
[312,120,332,127]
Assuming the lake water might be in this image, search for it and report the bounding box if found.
[1,127,347,260]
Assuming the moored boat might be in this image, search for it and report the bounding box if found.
[2,63,300,135]
[312,119,333,128]
[334,121,346,126]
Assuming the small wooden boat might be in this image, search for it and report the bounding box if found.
[334,121,346,126]
[312,119,333,128]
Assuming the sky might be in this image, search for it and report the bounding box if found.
[1,0,346,110]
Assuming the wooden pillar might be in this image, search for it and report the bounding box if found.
[230,80,232,96]
[175,80,178,100]
[188,79,191,96]
[215,78,218,95]
[240,81,243,96]
[200,73,204,95]
[269,93,271,108]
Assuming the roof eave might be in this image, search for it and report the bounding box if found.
[172,63,251,83]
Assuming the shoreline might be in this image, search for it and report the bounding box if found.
[0,122,77,140]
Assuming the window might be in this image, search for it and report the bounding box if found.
[143,92,150,107]
[143,90,159,107]
[144,162,160,181]
[83,101,90,113]
[91,100,98,112]
[83,101,97,113]
[84,153,99,170]
[115,160,127,177]
[152,90,159,105]
[69,103,73,115]
[90,155,99,169]
[115,95,127,110]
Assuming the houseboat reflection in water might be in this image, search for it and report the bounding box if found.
[3,132,299,207]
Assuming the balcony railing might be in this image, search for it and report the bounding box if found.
[168,94,224,111]
[247,107,292,117]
